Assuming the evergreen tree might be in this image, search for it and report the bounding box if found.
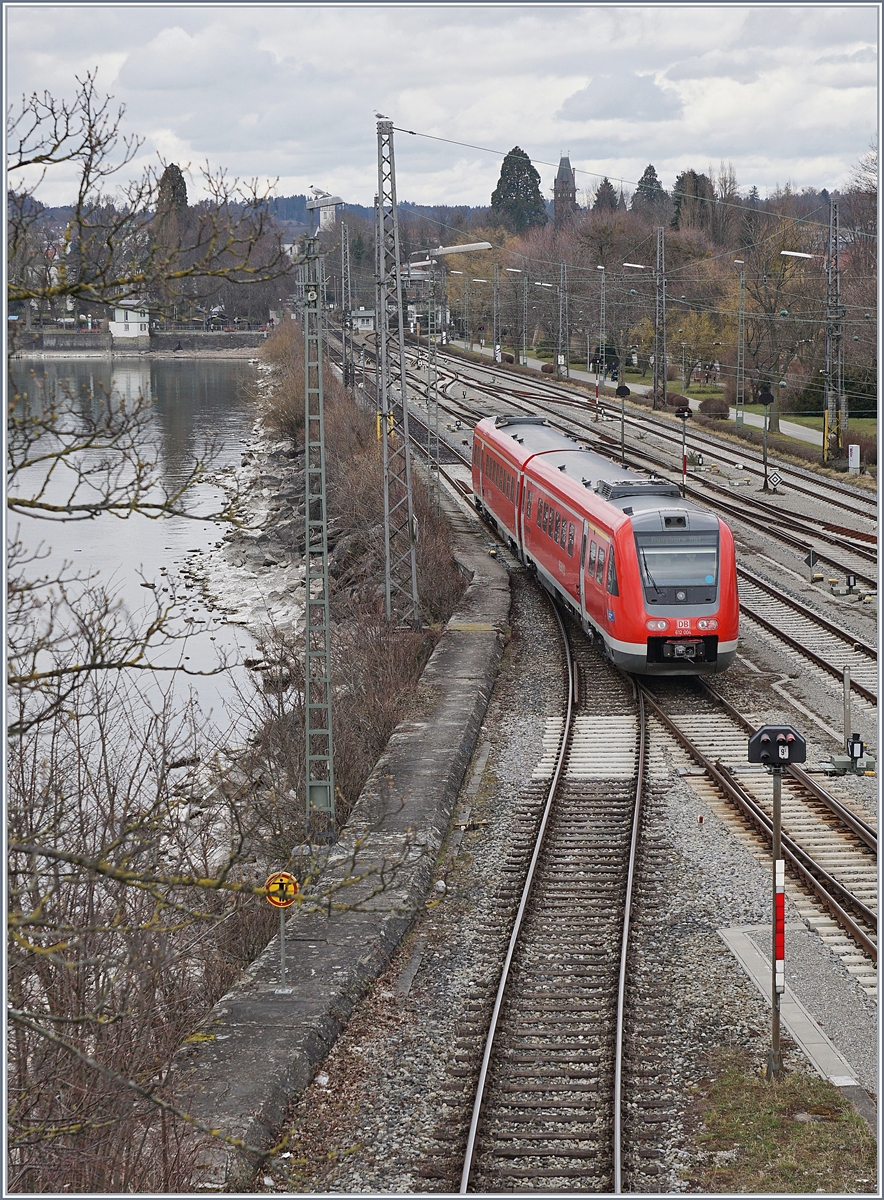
[632,164,666,211]
[593,176,618,212]
[158,163,188,213]
[490,147,547,232]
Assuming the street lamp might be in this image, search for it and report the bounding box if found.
[503,270,522,362]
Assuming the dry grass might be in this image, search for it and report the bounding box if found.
[685,1048,877,1194]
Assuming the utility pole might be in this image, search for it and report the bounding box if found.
[302,237,335,842]
[824,197,845,460]
[597,265,606,390]
[374,195,382,422]
[376,119,420,629]
[735,259,746,426]
[341,222,353,387]
[657,228,668,408]
[522,271,528,365]
[426,260,441,511]
[492,263,501,362]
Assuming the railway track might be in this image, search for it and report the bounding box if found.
[388,366,879,722]
[424,344,877,524]
[424,359,879,587]
[459,606,649,1193]
[641,679,878,970]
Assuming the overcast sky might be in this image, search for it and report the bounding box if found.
[5,2,879,209]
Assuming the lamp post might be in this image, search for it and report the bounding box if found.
[624,261,651,402]
[505,266,526,364]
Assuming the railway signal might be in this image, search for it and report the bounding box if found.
[748,724,806,1079]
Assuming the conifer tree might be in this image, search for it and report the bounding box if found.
[593,176,618,212]
[157,163,188,212]
[490,146,547,232]
[632,164,666,211]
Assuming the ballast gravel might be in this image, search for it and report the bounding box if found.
[261,557,876,1195]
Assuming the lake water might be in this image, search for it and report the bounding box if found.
[8,356,261,734]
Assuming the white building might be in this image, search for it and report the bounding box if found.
[109,306,150,347]
[350,307,375,332]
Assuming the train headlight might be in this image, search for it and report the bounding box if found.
[646,619,669,631]
[697,618,719,631]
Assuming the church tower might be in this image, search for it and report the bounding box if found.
[554,155,578,226]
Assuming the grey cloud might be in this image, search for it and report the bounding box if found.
[665,51,776,84]
[814,47,877,65]
[558,73,682,122]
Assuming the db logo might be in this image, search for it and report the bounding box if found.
[676,619,691,630]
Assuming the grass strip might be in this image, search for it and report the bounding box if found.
[686,1047,877,1194]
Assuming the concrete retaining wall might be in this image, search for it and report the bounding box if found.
[151,331,268,351]
[173,498,510,1188]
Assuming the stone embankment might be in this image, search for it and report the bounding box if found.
[173,478,510,1188]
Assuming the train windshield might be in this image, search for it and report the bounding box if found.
[634,531,719,589]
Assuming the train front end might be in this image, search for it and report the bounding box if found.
[614,504,739,675]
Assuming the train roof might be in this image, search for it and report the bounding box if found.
[479,414,719,533]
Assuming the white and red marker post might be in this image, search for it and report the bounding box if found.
[747,725,806,1081]
[769,767,786,1079]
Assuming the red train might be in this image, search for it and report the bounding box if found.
[471,414,739,674]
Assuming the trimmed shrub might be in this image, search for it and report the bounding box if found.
[699,396,730,417]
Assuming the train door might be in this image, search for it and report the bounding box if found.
[579,520,588,622]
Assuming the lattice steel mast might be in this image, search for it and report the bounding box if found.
[426,261,442,510]
[302,238,335,841]
[825,197,845,458]
[376,119,420,628]
[341,222,353,387]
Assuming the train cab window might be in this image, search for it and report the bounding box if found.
[554,513,561,543]
[596,545,606,584]
[525,490,532,520]
[606,552,618,596]
[567,523,575,557]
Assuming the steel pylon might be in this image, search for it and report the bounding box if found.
[341,222,353,387]
[426,262,442,511]
[376,119,420,628]
[302,238,335,842]
[824,197,846,457]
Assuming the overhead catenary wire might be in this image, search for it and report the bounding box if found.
[392,125,874,236]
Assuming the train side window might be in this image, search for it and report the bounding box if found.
[607,551,618,596]
[536,497,543,527]
[554,513,561,543]
[543,502,550,533]
[567,523,575,556]
[525,489,532,519]
[596,545,606,584]
[588,540,597,574]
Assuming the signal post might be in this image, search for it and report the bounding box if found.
[748,724,807,1080]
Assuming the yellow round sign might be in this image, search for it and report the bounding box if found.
[264,871,299,908]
